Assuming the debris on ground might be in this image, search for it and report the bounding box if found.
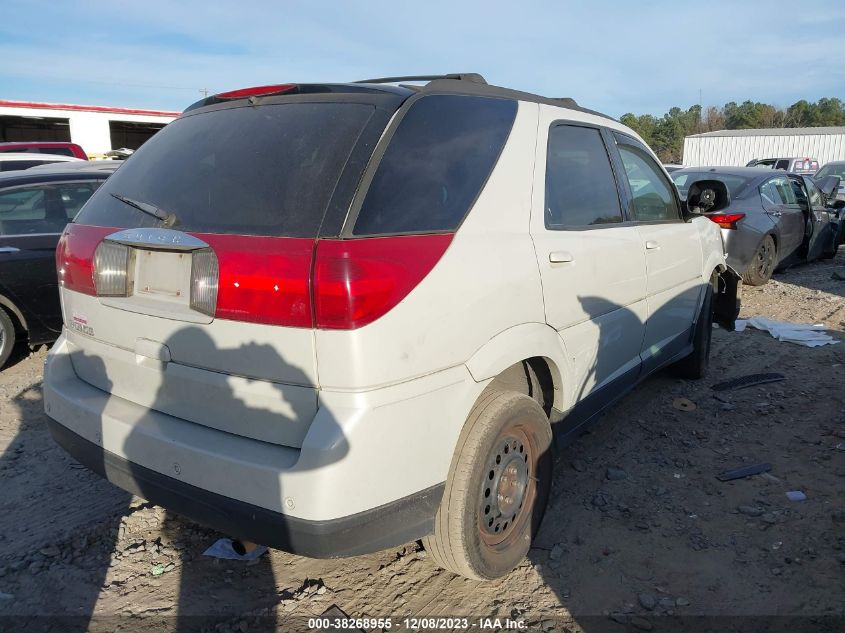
[734,317,839,347]
[716,463,772,481]
[785,491,807,502]
[711,372,786,392]
[672,397,696,411]
[203,538,268,561]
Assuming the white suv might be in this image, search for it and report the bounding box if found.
[44,75,739,580]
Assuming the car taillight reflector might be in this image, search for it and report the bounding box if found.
[56,224,118,296]
[707,212,745,229]
[93,241,133,296]
[190,248,220,317]
[314,234,453,330]
[198,234,314,327]
[215,84,296,99]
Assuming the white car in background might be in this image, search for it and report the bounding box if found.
[43,74,739,580]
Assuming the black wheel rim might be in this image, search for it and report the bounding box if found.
[478,426,536,548]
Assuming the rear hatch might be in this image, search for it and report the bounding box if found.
[57,87,405,448]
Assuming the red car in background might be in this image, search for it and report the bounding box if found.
[0,142,87,160]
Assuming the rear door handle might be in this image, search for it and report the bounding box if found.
[0,246,20,253]
[549,251,574,263]
[645,240,660,250]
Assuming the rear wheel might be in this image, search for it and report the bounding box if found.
[423,390,552,580]
[0,308,16,369]
[742,235,776,286]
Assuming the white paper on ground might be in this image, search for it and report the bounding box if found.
[202,538,268,561]
[734,316,839,347]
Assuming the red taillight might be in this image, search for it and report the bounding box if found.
[707,212,745,229]
[56,226,452,331]
[56,224,117,295]
[199,234,314,327]
[215,84,296,99]
[314,234,453,330]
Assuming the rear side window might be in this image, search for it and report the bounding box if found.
[774,159,790,171]
[352,95,517,236]
[0,183,92,235]
[1,160,51,171]
[545,125,622,228]
[760,180,784,205]
[770,176,797,205]
[75,103,378,237]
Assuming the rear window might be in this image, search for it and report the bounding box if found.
[39,147,74,157]
[352,95,517,236]
[0,160,54,171]
[75,102,378,237]
[815,163,845,180]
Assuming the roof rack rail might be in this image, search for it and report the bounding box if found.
[355,73,487,85]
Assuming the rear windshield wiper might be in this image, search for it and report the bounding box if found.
[111,193,178,227]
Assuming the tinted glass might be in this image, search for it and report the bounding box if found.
[804,178,823,208]
[671,172,755,199]
[76,103,377,237]
[772,177,797,205]
[57,182,100,218]
[40,147,74,157]
[760,180,784,205]
[0,185,76,234]
[545,125,622,228]
[815,163,845,179]
[353,95,517,235]
[0,160,51,171]
[617,144,680,222]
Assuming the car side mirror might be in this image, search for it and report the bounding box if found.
[815,175,841,201]
[683,179,731,219]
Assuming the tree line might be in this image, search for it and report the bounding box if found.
[619,97,845,164]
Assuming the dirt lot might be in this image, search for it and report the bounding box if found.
[1,250,844,633]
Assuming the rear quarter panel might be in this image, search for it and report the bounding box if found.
[314,102,545,390]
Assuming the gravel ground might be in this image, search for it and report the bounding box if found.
[1,249,844,633]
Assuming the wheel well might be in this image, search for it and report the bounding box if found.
[0,299,25,335]
[485,357,557,417]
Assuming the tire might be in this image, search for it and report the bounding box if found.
[423,390,553,580]
[742,235,776,286]
[670,280,714,380]
[0,307,16,370]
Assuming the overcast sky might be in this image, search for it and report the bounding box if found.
[1,0,843,117]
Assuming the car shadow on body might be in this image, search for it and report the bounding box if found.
[11,327,347,632]
[526,288,716,631]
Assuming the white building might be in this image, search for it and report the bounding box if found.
[682,127,845,167]
[0,99,179,157]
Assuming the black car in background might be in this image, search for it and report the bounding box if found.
[0,167,111,367]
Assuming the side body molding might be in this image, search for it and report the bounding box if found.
[464,322,572,412]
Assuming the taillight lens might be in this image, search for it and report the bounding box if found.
[198,234,314,327]
[57,224,117,296]
[314,234,453,330]
[93,241,133,296]
[707,212,745,229]
[190,248,219,316]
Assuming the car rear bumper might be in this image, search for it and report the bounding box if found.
[47,417,442,557]
[43,332,475,556]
